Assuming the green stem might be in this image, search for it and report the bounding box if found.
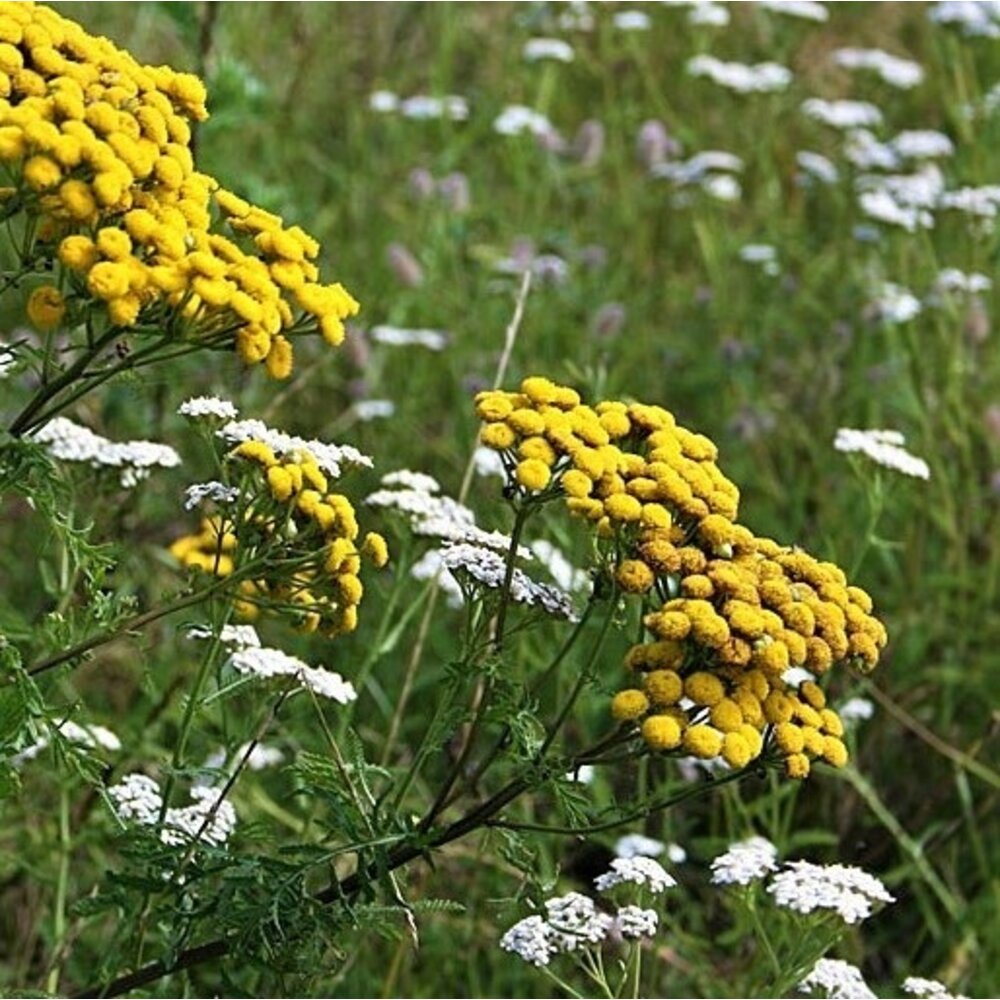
[45,786,71,995]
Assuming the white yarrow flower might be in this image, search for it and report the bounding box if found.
[687,55,792,93]
[802,98,884,129]
[757,0,828,20]
[614,905,658,938]
[494,105,556,138]
[710,835,780,885]
[500,915,558,966]
[594,856,676,893]
[902,975,966,999]
[835,428,930,480]
[523,37,575,62]
[768,860,895,923]
[615,833,666,859]
[184,481,239,511]
[178,396,239,421]
[370,325,449,350]
[614,10,651,29]
[228,646,357,704]
[800,958,877,999]
[834,47,924,88]
[545,892,614,949]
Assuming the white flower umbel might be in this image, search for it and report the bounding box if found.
[109,772,238,848]
[441,543,577,620]
[31,417,181,487]
[108,773,163,825]
[938,184,1000,219]
[757,0,828,20]
[902,975,966,999]
[369,89,398,113]
[802,98,883,130]
[545,892,614,950]
[928,1,1000,38]
[523,37,574,62]
[833,47,924,88]
[931,268,992,296]
[845,129,901,171]
[868,283,923,324]
[687,55,792,93]
[688,1,730,26]
[184,481,240,511]
[369,325,449,350]
[614,833,666,859]
[354,399,395,422]
[891,129,954,160]
[768,860,895,924]
[16,719,122,765]
[859,189,933,232]
[594,856,677,894]
[838,696,875,725]
[800,958,877,999]
[834,428,931,480]
[500,915,559,967]
[178,396,239,421]
[796,151,840,185]
[187,623,261,650]
[203,742,284,776]
[494,105,556,138]
[381,469,442,493]
[614,905,658,939]
[218,417,372,478]
[472,445,506,479]
[710,835,779,886]
[653,149,744,185]
[613,10,651,29]
[410,549,464,608]
[228,646,357,704]
[399,95,468,121]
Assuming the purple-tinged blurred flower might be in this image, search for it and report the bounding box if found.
[572,119,605,167]
[386,242,424,287]
[438,171,471,213]
[591,302,626,338]
[407,167,435,200]
[636,119,681,171]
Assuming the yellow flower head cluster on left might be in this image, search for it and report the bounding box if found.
[477,376,888,782]
[0,2,358,376]
[170,441,388,638]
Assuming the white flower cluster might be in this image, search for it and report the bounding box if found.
[366,471,531,554]
[203,742,285,776]
[768,860,895,923]
[369,325,449,350]
[614,833,666,859]
[187,623,261,650]
[228,645,357,704]
[938,184,1000,219]
[523,37,574,62]
[500,892,659,967]
[354,399,395,422]
[833,47,924,88]
[739,243,780,275]
[687,55,792,93]
[838,696,875,725]
[867,282,923,323]
[15,719,121,765]
[593,856,677,894]
[653,149,744,201]
[800,958,877,999]
[441,542,577,620]
[902,975,967,999]
[757,0,828,21]
[931,268,992,297]
[107,773,238,848]
[31,417,181,487]
[494,104,556,138]
[369,90,469,121]
[834,428,931,480]
[184,481,240,511]
[178,396,239,421]
[613,10,651,30]
[710,835,780,886]
[686,1,730,26]
[614,904,658,938]
[802,98,883,130]
[796,150,840,185]
[892,129,954,160]
[545,892,614,949]
[928,0,1000,38]
[217,417,372,478]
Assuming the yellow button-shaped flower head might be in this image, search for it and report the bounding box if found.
[611,688,650,722]
[26,285,65,329]
[642,714,683,751]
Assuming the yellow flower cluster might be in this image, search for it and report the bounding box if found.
[170,441,388,638]
[0,2,358,376]
[476,376,887,780]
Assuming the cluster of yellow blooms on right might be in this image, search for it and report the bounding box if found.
[476,377,887,780]
[2,2,357,379]
[170,440,388,639]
